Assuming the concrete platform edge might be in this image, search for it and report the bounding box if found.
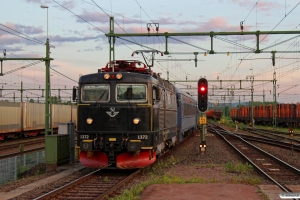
[0,163,84,200]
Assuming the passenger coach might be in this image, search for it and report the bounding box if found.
[176,88,197,142]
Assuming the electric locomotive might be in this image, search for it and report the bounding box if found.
[73,60,178,169]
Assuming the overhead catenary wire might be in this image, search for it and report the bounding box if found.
[6,52,77,86]
[50,67,78,83]
[133,0,187,78]
[0,24,45,45]
[91,0,150,53]
[53,0,106,34]
[169,37,209,52]
[219,0,260,83]
[260,2,300,43]
[85,0,191,79]
[242,0,260,23]
[2,2,298,103]
[81,0,148,24]
[0,27,44,45]
[222,1,300,95]
[2,0,162,99]
[117,37,160,51]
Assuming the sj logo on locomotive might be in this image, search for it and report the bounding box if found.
[106,107,119,117]
[138,135,148,139]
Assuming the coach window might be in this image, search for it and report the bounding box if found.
[81,84,109,102]
[116,84,147,102]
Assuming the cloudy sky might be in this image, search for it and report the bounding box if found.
[0,0,300,104]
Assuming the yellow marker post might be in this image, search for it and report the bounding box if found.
[199,117,207,125]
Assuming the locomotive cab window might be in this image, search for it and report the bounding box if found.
[152,86,160,104]
[116,84,147,102]
[81,84,109,102]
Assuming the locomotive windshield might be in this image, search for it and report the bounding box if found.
[116,84,147,102]
[81,84,109,102]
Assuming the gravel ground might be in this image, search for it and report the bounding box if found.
[3,124,299,199]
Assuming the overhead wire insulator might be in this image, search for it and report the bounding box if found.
[240,21,244,32]
[147,23,151,33]
[271,51,276,66]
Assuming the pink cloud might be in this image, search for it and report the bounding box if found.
[231,0,280,11]
[77,10,109,23]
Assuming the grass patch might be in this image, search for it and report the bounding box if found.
[110,161,261,200]
[228,176,261,185]
[108,174,210,200]
[219,115,300,134]
[258,189,270,200]
[224,162,253,174]
[104,176,109,182]
[224,162,261,185]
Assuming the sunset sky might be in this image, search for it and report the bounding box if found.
[0,0,299,104]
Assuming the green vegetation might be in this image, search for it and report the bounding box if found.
[224,162,253,174]
[17,165,30,178]
[258,189,271,200]
[17,163,46,178]
[104,176,109,182]
[215,115,300,134]
[110,158,262,200]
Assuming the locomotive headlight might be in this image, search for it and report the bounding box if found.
[86,118,93,124]
[104,73,110,79]
[133,118,141,125]
[116,73,122,79]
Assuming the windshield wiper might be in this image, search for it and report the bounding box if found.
[94,90,107,107]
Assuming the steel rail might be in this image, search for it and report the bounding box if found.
[208,123,300,194]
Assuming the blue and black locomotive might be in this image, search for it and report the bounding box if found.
[73,60,198,169]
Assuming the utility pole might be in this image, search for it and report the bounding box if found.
[0,45,54,134]
[246,74,254,127]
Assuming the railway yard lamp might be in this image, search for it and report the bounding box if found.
[40,5,49,39]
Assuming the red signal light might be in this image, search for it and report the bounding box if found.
[198,78,208,112]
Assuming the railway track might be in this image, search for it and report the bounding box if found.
[232,133,300,152]
[207,123,300,193]
[243,127,300,145]
[34,169,138,200]
[22,129,198,200]
[0,138,45,159]
[0,136,77,159]
[0,138,44,149]
[245,127,300,136]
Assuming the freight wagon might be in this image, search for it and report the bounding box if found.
[206,109,222,121]
[230,103,300,128]
[0,101,77,140]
